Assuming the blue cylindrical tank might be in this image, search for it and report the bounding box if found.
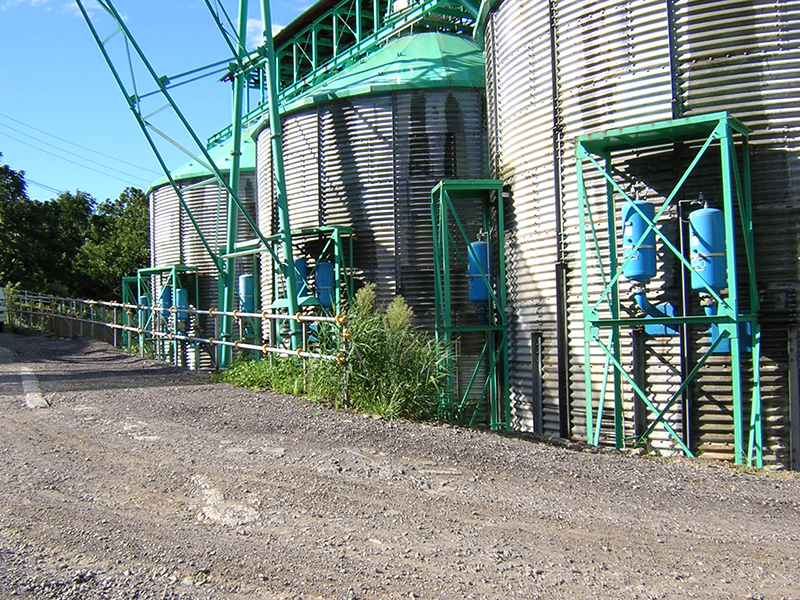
[467,240,492,305]
[689,208,727,292]
[621,201,657,283]
[316,262,335,308]
[294,258,309,297]
[238,274,255,313]
[159,285,172,316]
[174,288,189,321]
[138,294,149,327]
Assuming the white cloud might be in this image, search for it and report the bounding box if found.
[65,0,99,17]
[246,17,264,50]
[246,17,284,50]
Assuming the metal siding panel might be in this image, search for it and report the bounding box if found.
[488,0,560,435]
[150,185,182,268]
[256,130,275,327]
[393,89,487,328]
[284,111,321,230]
[319,97,397,303]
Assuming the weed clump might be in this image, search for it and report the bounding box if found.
[214,284,449,421]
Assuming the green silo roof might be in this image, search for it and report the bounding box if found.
[150,127,257,190]
[279,32,485,114]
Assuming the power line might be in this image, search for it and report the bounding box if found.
[0,131,149,187]
[25,178,65,196]
[0,122,152,184]
[0,111,161,176]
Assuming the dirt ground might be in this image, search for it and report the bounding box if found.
[0,331,798,600]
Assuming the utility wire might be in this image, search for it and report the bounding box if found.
[0,131,149,187]
[0,121,152,183]
[0,111,161,176]
[25,178,65,196]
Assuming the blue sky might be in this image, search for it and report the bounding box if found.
[0,0,310,202]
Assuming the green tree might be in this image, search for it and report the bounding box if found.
[0,155,46,288]
[40,190,97,296]
[75,187,150,299]
[0,154,150,299]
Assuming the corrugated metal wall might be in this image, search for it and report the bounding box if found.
[149,185,182,270]
[256,128,275,340]
[393,90,488,322]
[485,0,560,434]
[483,0,799,466]
[320,98,396,297]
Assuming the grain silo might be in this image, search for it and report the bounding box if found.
[476,0,800,468]
[148,130,257,357]
[254,31,488,321]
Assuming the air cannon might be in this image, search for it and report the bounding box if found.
[621,200,677,335]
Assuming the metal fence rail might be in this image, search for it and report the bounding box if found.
[6,291,347,369]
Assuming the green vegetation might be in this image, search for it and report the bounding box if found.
[0,153,149,300]
[215,285,451,420]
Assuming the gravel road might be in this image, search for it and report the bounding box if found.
[0,331,798,600]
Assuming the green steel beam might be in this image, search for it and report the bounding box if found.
[218,0,250,369]
[260,0,300,349]
[275,0,474,104]
[78,0,307,362]
[77,0,276,276]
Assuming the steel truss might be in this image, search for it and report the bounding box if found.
[431,180,509,430]
[576,112,762,467]
[210,0,478,147]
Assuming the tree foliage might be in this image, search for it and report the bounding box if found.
[0,153,150,300]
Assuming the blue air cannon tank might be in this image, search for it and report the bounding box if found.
[621,201,674,330]
[315,262,335,309]
[689,207,736,353]
[621,201,657,283]
[238,274,255,314]
[689,208,727,293]
[467,240,493,305]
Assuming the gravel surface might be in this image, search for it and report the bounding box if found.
[0,331,798,599]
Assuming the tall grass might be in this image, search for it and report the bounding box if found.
[214,285,450,420]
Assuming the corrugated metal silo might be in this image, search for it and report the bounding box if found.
[254,32,488,320]
[478,0,800,467]
[672,0,800,467]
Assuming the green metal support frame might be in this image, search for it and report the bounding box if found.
[431,180,510,430]
[121,276,138,351]
[133,265,200,365]
[77,0,301,367]
[220,225,354,354]
[575,111,762,467]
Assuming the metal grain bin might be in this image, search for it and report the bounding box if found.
[477,0,800,467]
[254,32,488,321]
